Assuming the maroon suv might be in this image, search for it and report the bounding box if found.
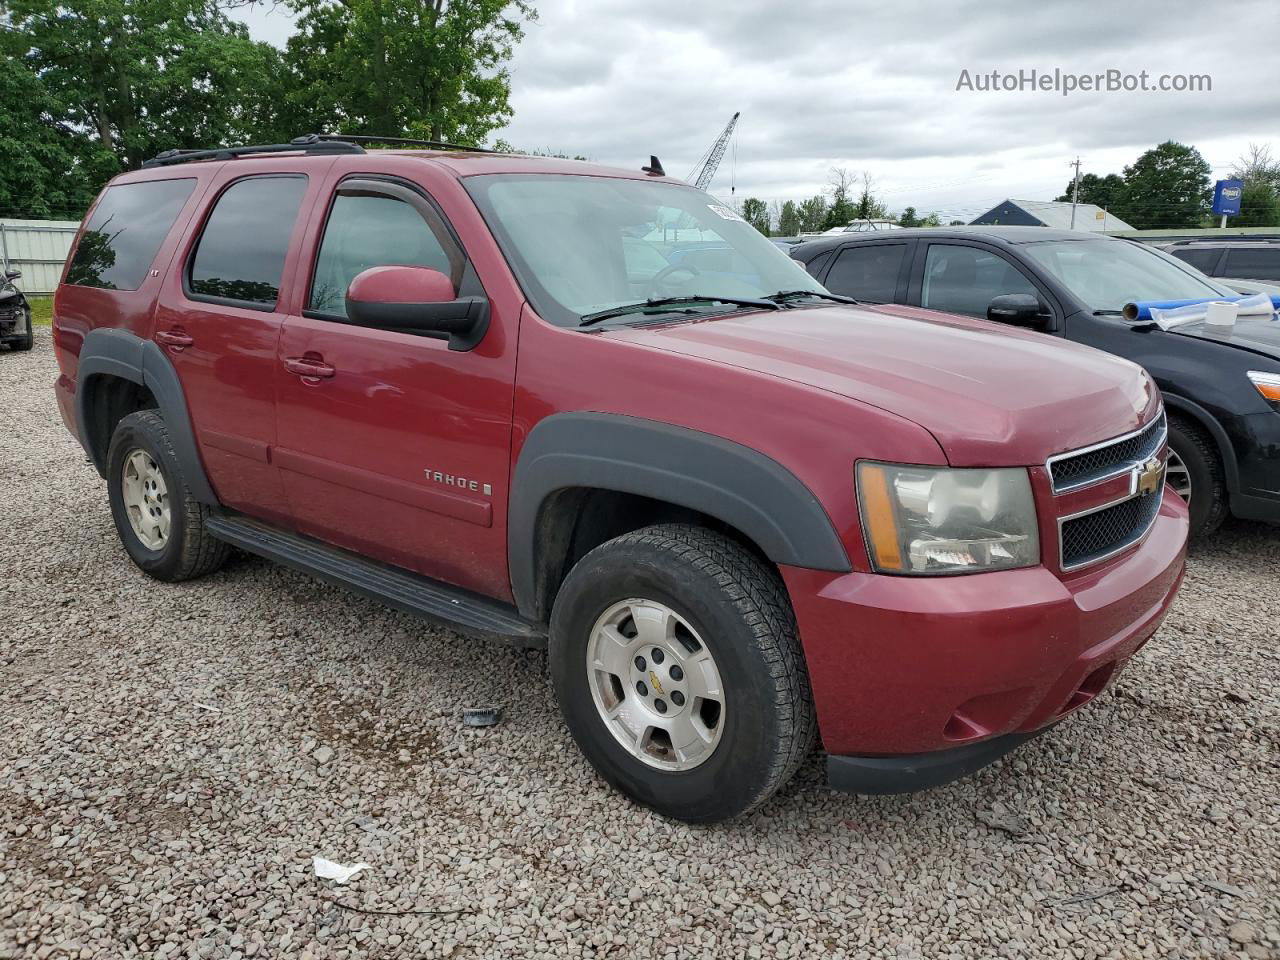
[51,136,1188,821]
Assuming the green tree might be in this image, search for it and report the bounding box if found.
[921,211,942,227]
[797,195,827,233]
[740,197,770,235]
[776,200,801,236]
[282,0,535,145]
[1054,172,1125,211]
[0,55,113,218]
[1115,141,1212,229]
[822,168,859,229]
[1230,143,1280,192]
[898,206,919,227]
[851,171,887,221]
[4,0,288,172]
[1233,181,1280,227]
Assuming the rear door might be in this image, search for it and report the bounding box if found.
[153,165,322,526]
[817,240,914,303]
[273,171,518,600]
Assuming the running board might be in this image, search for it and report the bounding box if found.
[206,513,546,647]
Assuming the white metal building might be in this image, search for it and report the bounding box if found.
[0,219,80,295]
[969,199,1134,234]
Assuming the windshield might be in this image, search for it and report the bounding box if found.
[1021,238,1230,313]
[464,174,826,326]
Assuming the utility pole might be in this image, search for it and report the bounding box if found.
[1069,157,1082,230]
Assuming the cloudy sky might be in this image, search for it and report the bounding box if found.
[233,0,1279,220]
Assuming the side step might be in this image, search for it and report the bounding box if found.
[206,513,546,647]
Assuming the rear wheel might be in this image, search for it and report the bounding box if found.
[106,410,229,581]
[549,524,815,822]
[1166,415,1226,539]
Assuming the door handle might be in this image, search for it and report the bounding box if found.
[156,329,194,350]
[284,356,336,380]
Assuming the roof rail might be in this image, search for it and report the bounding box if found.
[308,133,494,154]
[140,132,497,169]
[141,134,366,169]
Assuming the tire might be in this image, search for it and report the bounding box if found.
[106,410,229,582]
[1167,414,1226,540]
[8,308,33,351]
[549,524,816,822]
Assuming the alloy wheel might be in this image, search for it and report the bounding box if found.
[121,449,171,550]
[585,598,726,771]
[1165,449,1192,504]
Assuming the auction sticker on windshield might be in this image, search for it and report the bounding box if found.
[708,203,746,222]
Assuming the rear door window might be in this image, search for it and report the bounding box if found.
[1169,247,1223,274]
[188,176,308,309]
[66,178,196,291]
[921,243,1039,317]
[824,243,907,302]
[1223,247,1280,282]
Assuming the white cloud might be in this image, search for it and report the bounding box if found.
[230,0,1280,217]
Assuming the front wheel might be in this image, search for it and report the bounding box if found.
[549,524,816,822]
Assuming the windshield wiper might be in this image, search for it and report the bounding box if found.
[578,295,780,328]
[765,289,860,305]
[1093,309,1124,316]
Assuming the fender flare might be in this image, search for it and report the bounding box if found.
[1161,392,1240,496]
[508,412,851,617]
[75,328,218,505]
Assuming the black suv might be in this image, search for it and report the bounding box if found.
[791,226,1280,537]
[1159,238,1280,286]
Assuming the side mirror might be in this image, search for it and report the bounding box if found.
[346,265,489,351]
[987,293,1050,330]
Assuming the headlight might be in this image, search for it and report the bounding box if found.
[856,462,1040,575]
[1247,370,1280,410]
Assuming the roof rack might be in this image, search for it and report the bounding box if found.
[141,135,365,169]
[140,132,495,169]
[308,133,494,153]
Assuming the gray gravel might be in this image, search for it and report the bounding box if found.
[2,328,1278,959]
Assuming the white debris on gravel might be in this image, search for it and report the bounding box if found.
[1,328,1278,959]
[314,858,373,886]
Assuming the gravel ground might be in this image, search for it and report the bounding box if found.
[2,329,1278,960]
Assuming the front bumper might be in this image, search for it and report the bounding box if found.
[1231,410,1280,523]
[781,491,1188,792]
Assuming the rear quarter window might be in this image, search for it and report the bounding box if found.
[65,179,196,291]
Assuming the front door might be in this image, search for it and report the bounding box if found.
[153,168,318,526]
[273,174,518,600]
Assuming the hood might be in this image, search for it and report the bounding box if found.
[606,303,1159,467]
[1168,315,1280,361]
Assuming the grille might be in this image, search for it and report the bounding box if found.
[1060,486,1164,569]
[1048,412,1166,493]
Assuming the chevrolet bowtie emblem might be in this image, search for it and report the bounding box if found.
[1135,456,1163,496]
[648,670,665,695]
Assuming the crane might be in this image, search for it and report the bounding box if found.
[687,112,740,193]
